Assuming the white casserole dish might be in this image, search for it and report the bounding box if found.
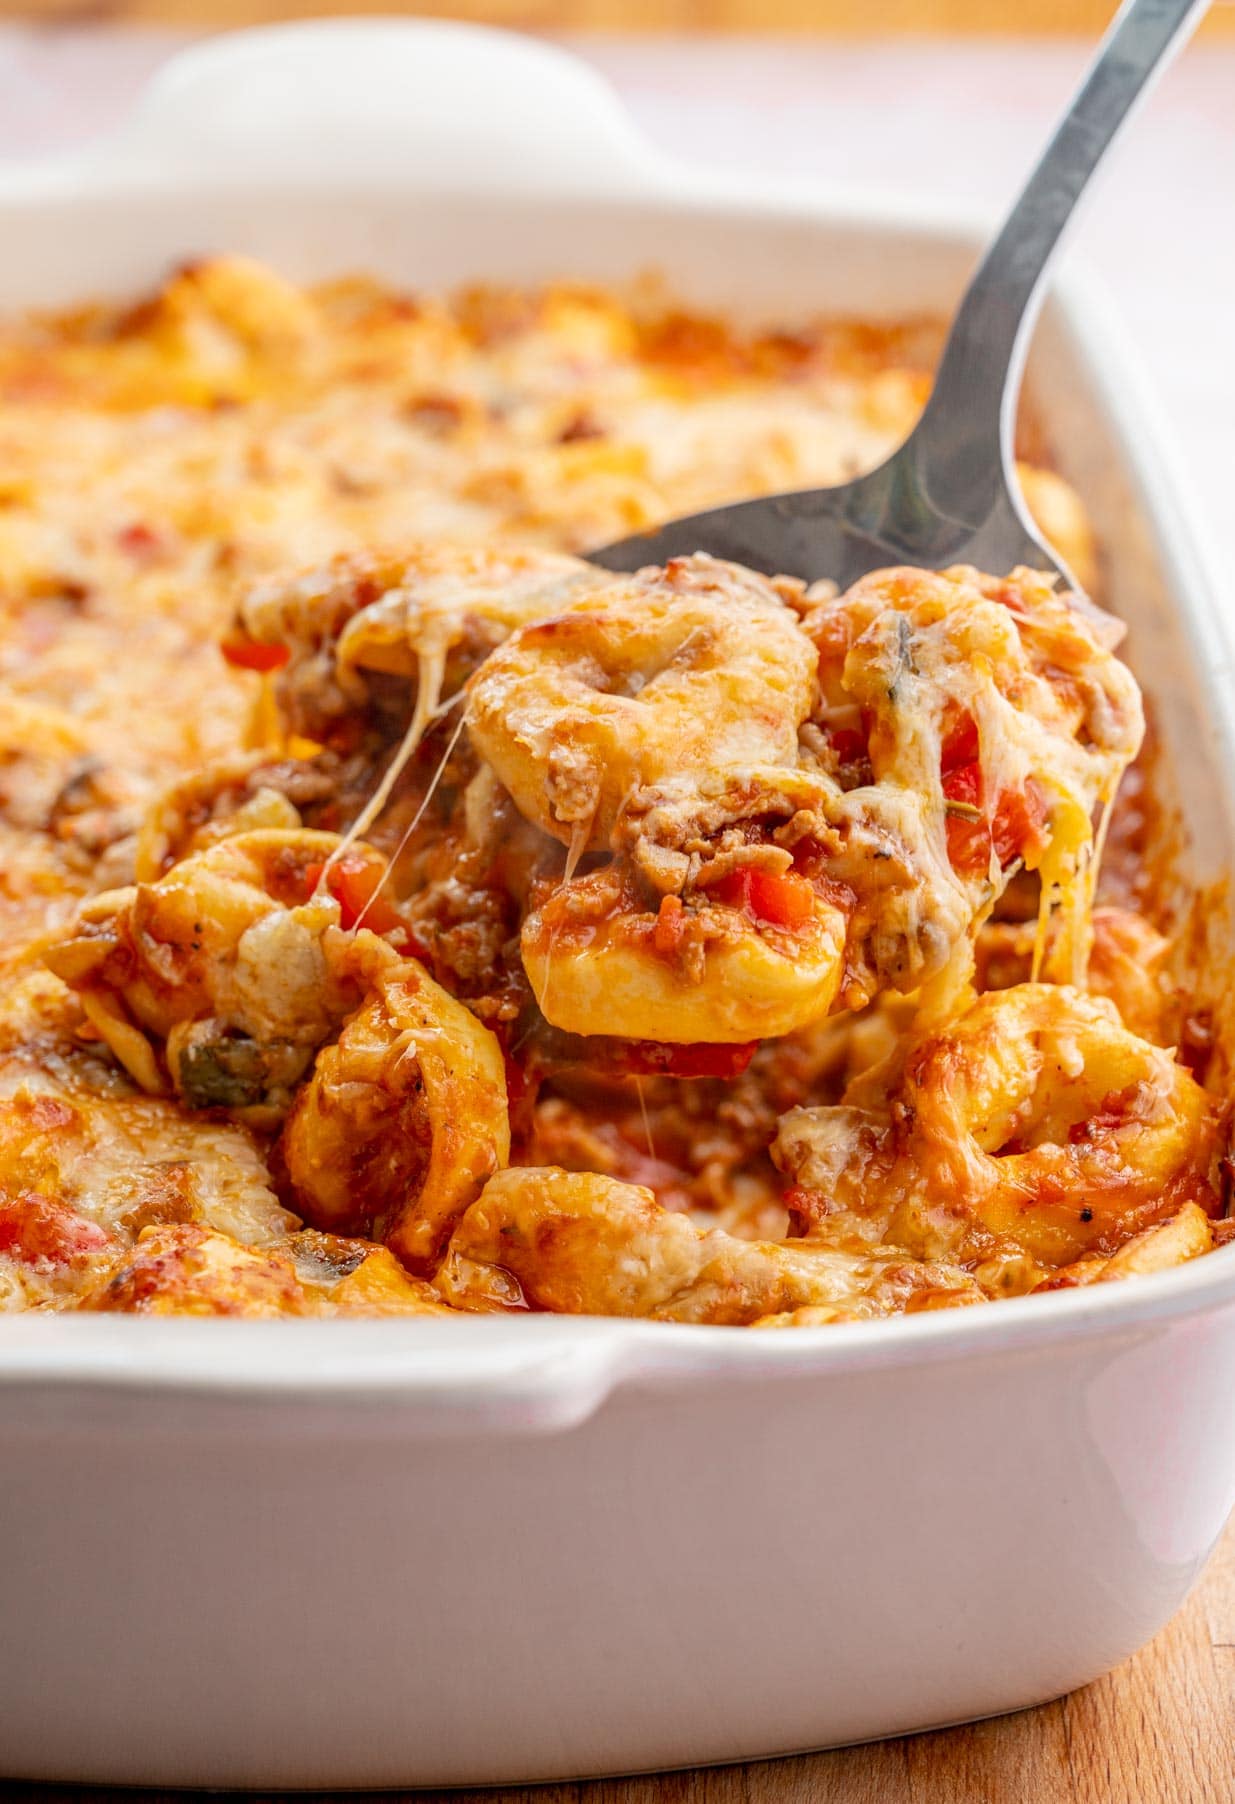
[1,21,1234,1788]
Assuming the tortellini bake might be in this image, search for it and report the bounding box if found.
[0,256,1228,1320]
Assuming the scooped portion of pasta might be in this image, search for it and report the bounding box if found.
[2,258,1228,1320]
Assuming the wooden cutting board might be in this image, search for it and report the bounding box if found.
[2,1514,1231,1803]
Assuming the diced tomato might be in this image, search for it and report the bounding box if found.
[943,759,987,873]
[1068,1093,1130,1144]
[25,1096,76,1132]
[941,712,980,774]
[782,1184,824,1226]
[750,869,815,929]
[332,857,404,936]
[991,780,1049,867]
[710,869,752,911]
[826,726,867,765]
[944,823,985,873]
[710,867,815,930]
[116,521,168,561]
[653,894,688,956]
[220,636,290,674]
[303,853,415,943]
[1028,1170,1072,1209]
[622,1041,759,1080]
[0,1193,109,1267]
[944,759,1048,876]
[991,580,1029,618]
[942,761,982,810]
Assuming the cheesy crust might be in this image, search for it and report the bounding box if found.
[1,257,1226,1319]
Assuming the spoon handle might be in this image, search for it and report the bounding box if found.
[907,0,1209,527]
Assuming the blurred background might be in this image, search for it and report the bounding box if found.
[1,0,1233,29]
[0,2,1230,532]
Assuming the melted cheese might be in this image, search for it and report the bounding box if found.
[0,257,1213,1321]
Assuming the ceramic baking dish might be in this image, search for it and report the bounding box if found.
[2,21,1234,1789]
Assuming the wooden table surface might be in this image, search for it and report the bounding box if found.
[1,28,1233,1803]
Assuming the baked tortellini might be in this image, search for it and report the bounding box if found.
[437,1166,983,1325]
[5,261,1225,1321]
[37,550,1220,1323]
[45,828,387,1117]
[282,957,510,1273]
[472,556,1142,1045]
[774,983,1222,1296]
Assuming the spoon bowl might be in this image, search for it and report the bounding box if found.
[593,0,1207,593]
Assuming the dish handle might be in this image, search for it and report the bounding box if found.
[115,20,662,194]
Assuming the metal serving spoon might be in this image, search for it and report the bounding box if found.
[592,0,1208,591]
